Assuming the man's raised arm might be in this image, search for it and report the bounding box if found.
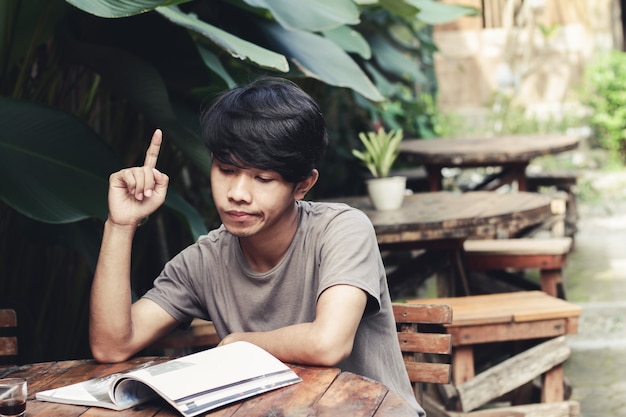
[89,129,176,363]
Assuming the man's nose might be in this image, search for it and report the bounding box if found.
[227,175,252,202]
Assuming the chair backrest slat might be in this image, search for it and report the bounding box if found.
[392,303,452,402]
[0,309,18,358]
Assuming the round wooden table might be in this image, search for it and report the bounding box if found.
[0,357,419,416]
[398,134,580,191]
[338,191,553,247]
[334,191,553,296]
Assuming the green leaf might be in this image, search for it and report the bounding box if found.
[164,188,208,239]
[243,0,359,32]
[61,28,213,176]
[323,25,371,59]
[368,33,426,83]
[378,0,420,19]
[196,45,237,88]
[260,22,384,102]
[354,127,403,177]
[157,6,289,72]
[0,98,118,223]
[0,97,208,236]
[65,0,187,18]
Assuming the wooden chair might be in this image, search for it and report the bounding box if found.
[0,309,18,363]
[392,302,453,404]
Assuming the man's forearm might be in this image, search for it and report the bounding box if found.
[89,220,137,359]
[220,322,354,367]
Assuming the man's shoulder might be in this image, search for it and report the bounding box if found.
[298,200,371,228]
[299,200,363,217]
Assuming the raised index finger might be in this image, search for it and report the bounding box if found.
[143,129,163,169]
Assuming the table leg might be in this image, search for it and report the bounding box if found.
[425,165,443,191]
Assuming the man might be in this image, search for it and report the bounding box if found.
[89,77,423,415]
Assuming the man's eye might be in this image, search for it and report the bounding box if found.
[219,166,234,174]
[256,176,273,183]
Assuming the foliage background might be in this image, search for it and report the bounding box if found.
[0,0,474,363]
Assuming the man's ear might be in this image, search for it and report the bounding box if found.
[294,169,319,199]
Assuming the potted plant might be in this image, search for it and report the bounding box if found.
[352,127,407,211]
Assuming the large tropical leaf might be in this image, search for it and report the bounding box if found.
[323,25,371,59]
[157,6,289,72]
[243,0,359,32]
[65,0,186,18]
[261,22,384,102]
[196,45,237,89]
[378,0,475,24]
[0,98,119,223]
[368,32,426,84]
[0,97,207,237]
[61,28,213,176]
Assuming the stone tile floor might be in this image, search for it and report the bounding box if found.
[563,170,626,417]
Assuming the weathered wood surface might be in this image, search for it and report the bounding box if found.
[398,134,580,192]
[0,308,17,357]
[415,291,581,331]
[399,135,580,167]
[424,394,580,417]
[456,336,571,412]
[3,357,419,416]
[336,191,553,245]
[463,237,572,255]
[393,303,453,386]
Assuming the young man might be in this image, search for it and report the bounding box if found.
[89,77,423,415]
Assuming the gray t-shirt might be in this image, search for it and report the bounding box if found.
[144,200,423,415]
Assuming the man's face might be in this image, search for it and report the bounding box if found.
[210,159,302,239]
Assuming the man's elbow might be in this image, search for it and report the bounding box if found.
[310,337,353,367]
[90,340,135,364]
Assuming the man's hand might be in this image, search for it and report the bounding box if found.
[107,129,169,227]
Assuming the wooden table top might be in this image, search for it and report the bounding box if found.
[414,291,582,327]
[1,357,418,416]
[398,134,580,167]
[335,191,553,245]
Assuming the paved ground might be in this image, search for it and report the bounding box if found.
[562,170,626,417]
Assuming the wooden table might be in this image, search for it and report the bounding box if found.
[339,191,553,246]
[398,134,580,192]
[0,357,418,416]
[335,191,553,296]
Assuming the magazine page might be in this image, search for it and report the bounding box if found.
[35,363,157,410]
[114,341,302,416]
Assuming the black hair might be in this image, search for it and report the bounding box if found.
[200,76,328,183]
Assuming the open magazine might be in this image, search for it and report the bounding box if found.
[35,341,302,416]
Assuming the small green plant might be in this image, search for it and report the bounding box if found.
[352,127,404,178]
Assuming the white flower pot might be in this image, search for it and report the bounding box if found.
[366,176,407,211]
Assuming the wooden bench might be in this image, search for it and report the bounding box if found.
[0,309,18,365]
[410,291,581,416]
[463,237,572,298]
